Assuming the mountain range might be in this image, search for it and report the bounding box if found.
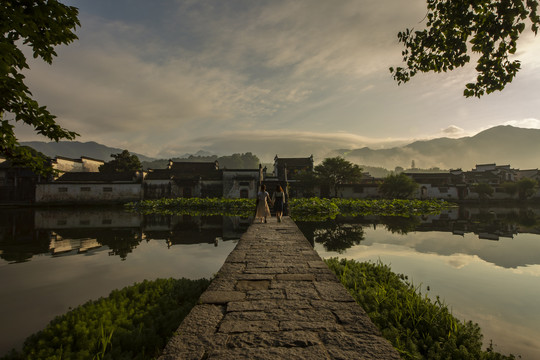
[20,141,155,163]
[21,125,540,171]
[334,125,540,171]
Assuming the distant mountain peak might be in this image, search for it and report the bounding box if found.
[336,125,540,170]
[20,141,155,162]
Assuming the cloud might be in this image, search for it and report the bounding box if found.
[445,255,475,269]
[14,0,540,160]
[442,125,465,137]
[17,0,428,157]
[156,130,410,161]
[503,118,540,129]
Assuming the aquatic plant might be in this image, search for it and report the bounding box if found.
[325,258,516,360]
[288,198,453,221]
[127,197,454,221]
[126,197,255,217]
[2,278,210,360]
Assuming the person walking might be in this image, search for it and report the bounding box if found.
[272,185,286,222]
[255,184,272,223]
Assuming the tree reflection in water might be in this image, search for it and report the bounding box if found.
[0,208,249,263]
[380,216,421,235]
[297,220,364,253]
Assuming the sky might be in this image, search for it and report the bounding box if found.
[15,0,540,162]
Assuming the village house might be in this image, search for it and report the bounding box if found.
[263,155,314,198]
[463,164,518,200]
[5,147,540,204]
[222,166,262,199]
[51,156,105,175]
[0,156,47,204]
[35,171,144,204]
[333,172,384,199]
[516,169,540,182]
[404,172,465,200]
[0,155,106,205]
[273,155,314,181]
[465,164,517,185]
[144,160,222,199]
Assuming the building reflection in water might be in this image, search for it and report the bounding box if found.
[0,207,252,263]
[296,205,540,268]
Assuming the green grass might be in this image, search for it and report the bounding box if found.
[325,258,516,360]
[1,278,210,360]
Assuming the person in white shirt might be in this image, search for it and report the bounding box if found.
[255,184,272,223]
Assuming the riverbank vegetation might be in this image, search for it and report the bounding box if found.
[3,261,515,359]
[325,258,516,359]
[1,278,210,360]
[127,197,453,221]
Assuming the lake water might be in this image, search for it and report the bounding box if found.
[297,205,540,359]
[0,207,249,356]
[1,205,539,359]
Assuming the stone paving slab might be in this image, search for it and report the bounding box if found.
[160,217,400,360]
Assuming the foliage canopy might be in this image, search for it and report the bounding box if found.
[1,0,80,174]
[99,150,142,173]
[390,0,540,97]
[473,182,494,199]
[378,173,419,199]
[314,157,363,197]
[517,177,538,199]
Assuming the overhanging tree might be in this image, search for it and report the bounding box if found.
[314,157,363,197]
[390,0,540,97]
[1,1,80,174]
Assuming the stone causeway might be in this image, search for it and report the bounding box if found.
[159,216,400,359]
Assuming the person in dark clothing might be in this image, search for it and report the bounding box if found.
[272,185,286,222]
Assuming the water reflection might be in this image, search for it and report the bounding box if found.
[0,206,249,356]
[297,205,540,269]
[0,207,251,263]
[296,220,364,253]
[297,205,540,359]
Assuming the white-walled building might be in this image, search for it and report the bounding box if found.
[223,168,261,199]
[36,172,143,204]
[51,156,105,174]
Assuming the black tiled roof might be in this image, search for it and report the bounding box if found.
[275,157,313,167]
[145,169,171,180]
[169,162,221,180]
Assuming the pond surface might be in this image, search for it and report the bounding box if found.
[2,205,540,359]
[297,205,540,359]
[0,207,250,356]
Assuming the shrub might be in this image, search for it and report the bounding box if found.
[325,258,516,360]
[2,278,210,360]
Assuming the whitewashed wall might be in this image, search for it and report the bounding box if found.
[36,183,142,204]
[417,184,459,200]
[223,171,259,198]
